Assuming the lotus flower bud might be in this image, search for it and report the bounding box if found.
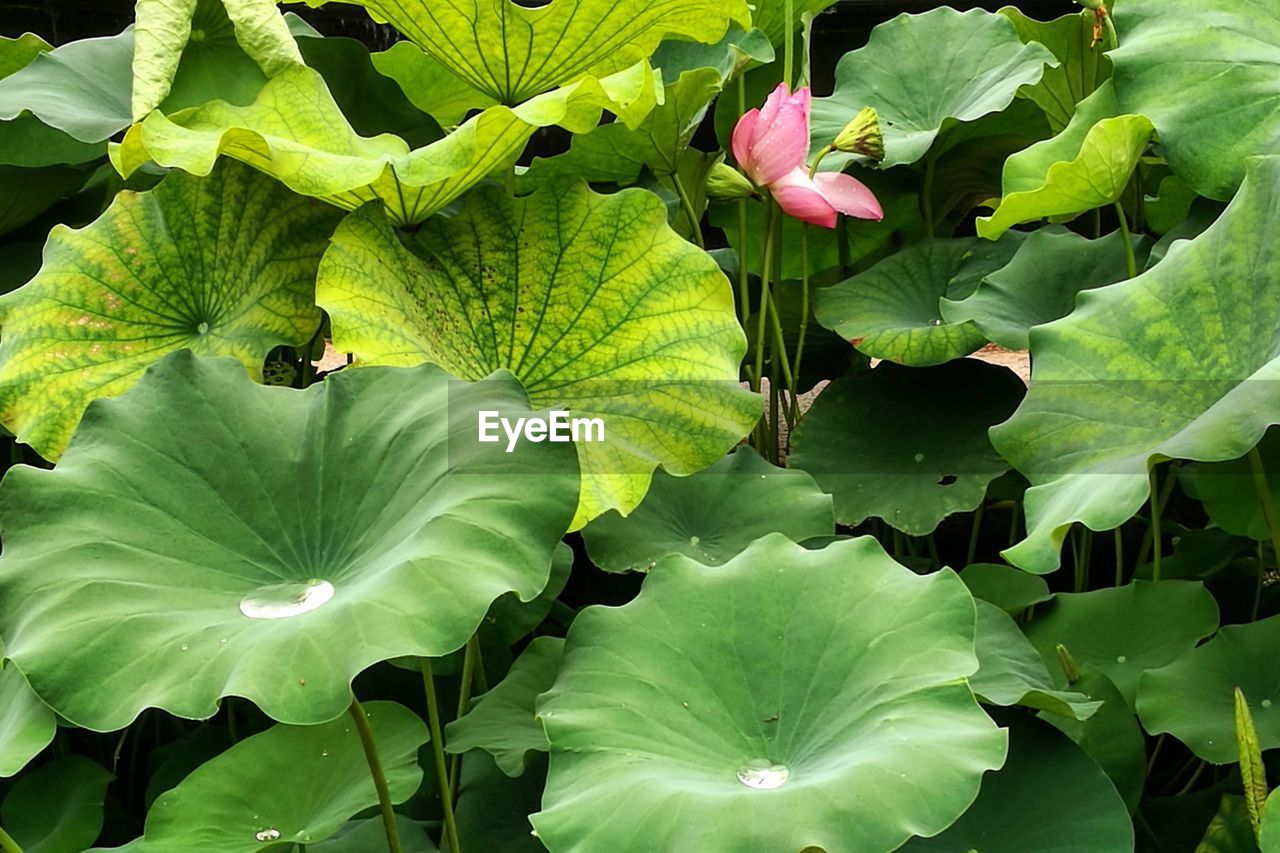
[706,161,756,202]
[833,106,884,162]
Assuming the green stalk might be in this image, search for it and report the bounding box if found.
[419,660,461,853]
[922,154,937,239]
[671,173,705,248]
[449,635,483,798]
[792,224,811,392]
[1114,528,1124,587]
[783,0,794,87]
[348,698,403,853]
[0,826,21,853]
[966,502,985,566]
[1149,467,1163,582]
[1115,202,1138,279]
[1247,446,1280,616]
[752,203,778,393]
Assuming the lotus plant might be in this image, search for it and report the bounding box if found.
[731,83,883,228]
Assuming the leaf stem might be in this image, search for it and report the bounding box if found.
[419,660,461,853]
[671,173,705,248]
[348,698,403,853]
[449,635,483,800]
[783,0,794,86]
[1115,202,1138,279]
[922,154,937,239]
[1114,528,1124,587]
[1149,466,1164,582]
[966,502,985,566]
[752,202,778,394]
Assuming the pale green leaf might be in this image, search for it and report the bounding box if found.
[977,82,1153,239]
[132,0,199,119]
[3,756,113,853]
[0,354,578,729]
[532,534,1006,852]
[998,6,1111,133]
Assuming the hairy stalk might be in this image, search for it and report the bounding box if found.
[419,660,461,853]
[752,203,778,393]
[348,698,403,853]
[1115,202,1138,279]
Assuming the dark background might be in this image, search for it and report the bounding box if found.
[4,1,1081,80]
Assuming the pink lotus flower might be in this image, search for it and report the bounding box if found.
[732,83,883,229]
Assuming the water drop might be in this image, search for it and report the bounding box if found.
[1264,699,1273,709]
[254,828,281,842]
[913,453,925,463]
[1116,655,1127,664]
[219,638,228,644]
[239,579,335,620]
[196,321,210,335]
[690,535,701,546]
[737,760,789,790]
[321,750,329,757]
[180,644,188,651]
[926,318,944,326]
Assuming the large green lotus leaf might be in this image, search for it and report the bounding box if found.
[977,82,1153,239]
[960,563,1051,615]
[0,160,340,461]
[1110,0,1280,201]
[582,447,833,573]
[318,182,757,526]
[0,353,579,729]
[1023,581,1219,707]
[370,42,497,128]
[970,600,1100,720]
[0,29,132,143]
[456,752,546,853]
[810,8,1054,169]
[990,157,1280,574]
[941,226,1150,350]
[1045,665,1145,814]
[1138,616,1280,764]
[1194,430,1280,542]
[814,239,995,366]
[901,716,1133,852]
[110,701,427,852]
[0,34,104,170]
[301,0,747,103]
[999,7,1111,134]
[111,60,657,226]
[520,28,772,187]
[788,360,1024,535]
[483,542,573,647]
[532,534,1007,852]
[133,0,303,119]
[0,164,94,237]
[0,648,56,778]
[2,755,113,853]
[446,636,562,777]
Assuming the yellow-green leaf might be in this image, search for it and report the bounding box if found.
[0,160,341,459]
[301,0,749,103]
[317,182,758,526]
[132,0,199,119]
[978,81,1152,239]
[1238,687,1269,842]
[111,62,657,226]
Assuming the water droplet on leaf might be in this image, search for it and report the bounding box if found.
[1116,655,1127,663]
[737,760,789,790]
[1264,699,1273,709]
[254,828,281,842]
[239,579,335,620]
